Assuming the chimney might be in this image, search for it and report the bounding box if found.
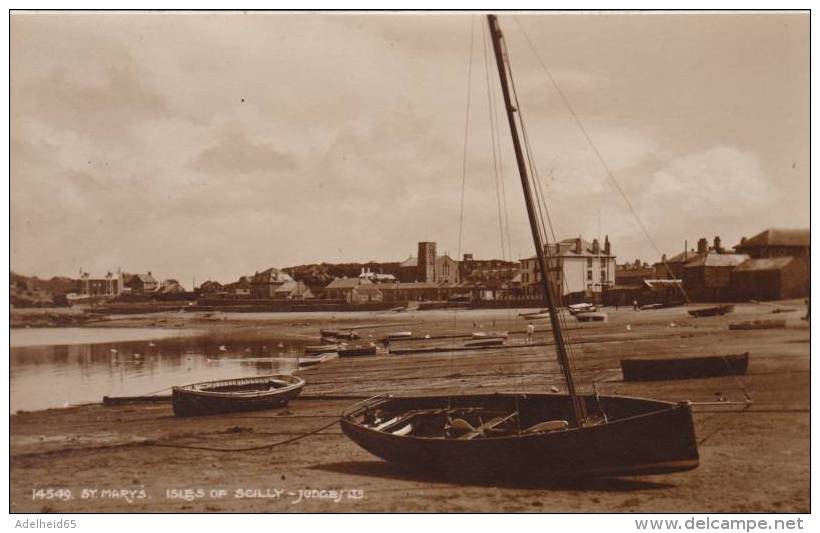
[575,237,582,254]
[697,238,708,254]
[592,238,600,254]
[463,253,473,262]
[604,235,611,255]
[713,236,722,253]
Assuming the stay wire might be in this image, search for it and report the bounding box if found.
[500,20,582,396]
[512,17,690,305]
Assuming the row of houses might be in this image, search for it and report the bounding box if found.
[175,228,811,306]
[74,270,185,299]
[615,229,810,303]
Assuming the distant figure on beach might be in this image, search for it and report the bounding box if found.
[633,300,639,311]
[526,323,535,344]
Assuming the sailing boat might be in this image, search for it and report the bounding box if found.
[340,15,699,479]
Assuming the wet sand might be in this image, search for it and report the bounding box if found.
[10,302,809,512]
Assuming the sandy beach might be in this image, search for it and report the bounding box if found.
[10,302,809,512]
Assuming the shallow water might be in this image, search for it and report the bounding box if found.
[10,328,305,413]
[10,327,197,348]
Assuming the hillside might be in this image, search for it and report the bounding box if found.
[10,271,75,307]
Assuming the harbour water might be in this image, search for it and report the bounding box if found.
[10,328,303,412]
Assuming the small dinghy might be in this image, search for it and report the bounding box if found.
[520,311,551,319]
[519,309,549,318]
[687,304,735,318]
[575,312,608,323]
[568,303,597,315]
[464,338,505,348]
[172,374,305,417]
[621,352,749,382]
[338,344,378,357]
[298,353,339,368]
[304,344,341,354]
[386,331,413,339]
[471,331,508,339]
[729,319,787,331]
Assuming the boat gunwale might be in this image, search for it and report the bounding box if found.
[620,351,748,364]
[341,392,689,442]
[173,374,305,399]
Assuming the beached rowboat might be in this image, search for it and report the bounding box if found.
[338,344,378,357]
[304,344,342,354]
[575,312,608,323]
[471,331,508,339]
[172,374,304,417]
[620,352,749,382]
[386,331,413,339]
[687,304,735,318]
[728,319,786,330]
[298,353,339,368]
[464,338,505,348]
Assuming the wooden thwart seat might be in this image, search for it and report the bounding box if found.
[524,420,569,434]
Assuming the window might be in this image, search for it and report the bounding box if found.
[601,270,607,282]
[587,257,593,268]
[587,270,593,281]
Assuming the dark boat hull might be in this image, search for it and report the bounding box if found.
[464,338,505,348]
[338,345,378,357]
[687,305,735,318]
[172,375,304,417]
[621,352,749,382]
[340,393,699,479]
[729,319,786,330]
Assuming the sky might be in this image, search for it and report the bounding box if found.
[11,11,809,286]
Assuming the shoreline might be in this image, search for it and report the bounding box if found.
[11,303,810,512]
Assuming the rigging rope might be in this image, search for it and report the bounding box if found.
[482,21,522,393]
[481,22,509,262]
[502,32,584,391]
[447,15,477,402]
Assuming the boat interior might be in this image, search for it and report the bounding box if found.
[347,394,672,440]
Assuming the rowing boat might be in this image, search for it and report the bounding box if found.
[464,338,505,348]
[338,344,378,357]
[728,319,786,330]
[687,304,735,318]
[171,374,305,417]
[298,353,339,367]
[575,312,608,323]
[620,352,749,381]
[304,344,342,354]
[471,331,508,339]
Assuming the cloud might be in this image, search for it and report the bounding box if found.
[191,132,298,176]
[9,13,809,282]
[638,146,778,223]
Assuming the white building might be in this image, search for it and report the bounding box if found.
[519,236,616,297]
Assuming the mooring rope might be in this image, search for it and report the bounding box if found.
[145,418,340,453]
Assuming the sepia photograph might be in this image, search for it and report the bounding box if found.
[8,6,811,520]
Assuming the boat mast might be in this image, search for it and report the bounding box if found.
[487,14,586,427]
